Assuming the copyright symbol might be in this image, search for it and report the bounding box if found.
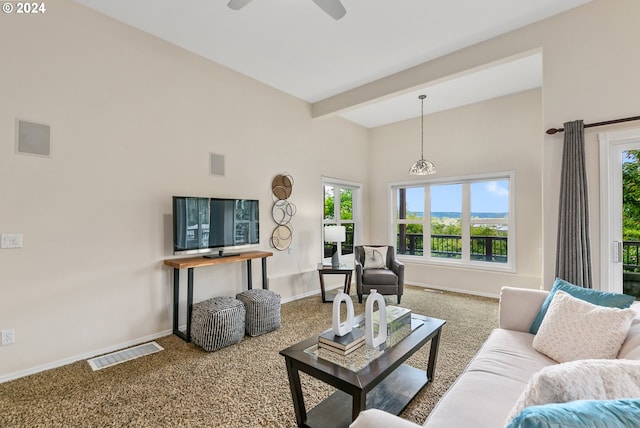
[2,3,13,13]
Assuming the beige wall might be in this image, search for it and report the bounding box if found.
[0,0,369,380]
[332,0,640,292]
[369,90,543,296]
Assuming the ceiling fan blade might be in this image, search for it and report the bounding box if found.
[311,0,346,20]
[227,0,253,11]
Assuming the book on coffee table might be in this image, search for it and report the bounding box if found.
[318,327,365,354]
[372,306,412,335]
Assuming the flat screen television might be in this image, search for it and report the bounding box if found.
[172,196,259,257]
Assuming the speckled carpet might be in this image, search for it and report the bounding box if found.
[0,285,498,427]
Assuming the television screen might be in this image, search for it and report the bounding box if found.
[173,196,259,255]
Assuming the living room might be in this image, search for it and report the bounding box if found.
[1,0,639,414]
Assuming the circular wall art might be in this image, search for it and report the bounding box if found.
[271,225,292,251]
[272,199,297,225]
[271,174,294,201]
[270,173,295,251]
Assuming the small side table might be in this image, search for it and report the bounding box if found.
[317,262,354,303]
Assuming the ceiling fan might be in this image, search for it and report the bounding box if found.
[227,0,347,20]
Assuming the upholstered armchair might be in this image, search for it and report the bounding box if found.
[354,245,405,304]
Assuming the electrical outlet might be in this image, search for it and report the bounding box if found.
[1,329,15,346]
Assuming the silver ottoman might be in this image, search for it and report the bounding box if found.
[191,296,246,351]
[236,289,281,336]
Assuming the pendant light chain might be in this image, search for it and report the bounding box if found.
[420,94,425,160]
[409,94,436,176]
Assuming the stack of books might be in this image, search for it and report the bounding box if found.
[318,327,365,355]
[372,305,412,336]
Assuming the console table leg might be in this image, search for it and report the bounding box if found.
[261,257,268,289]
[246,260,253,290]
[186,268,194,342]
[172,268,180,336]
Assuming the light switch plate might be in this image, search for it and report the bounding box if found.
[1,233,23,248]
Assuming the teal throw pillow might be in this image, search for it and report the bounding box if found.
[529,278,635,334]
[506,399,640,428]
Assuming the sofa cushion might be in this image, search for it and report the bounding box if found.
[423,329,555,428]
[349,409,422,428]
[506,399,640,428]
[617,301,640,360]
[529,278,635,334]
[532,291,634,363]
[505,359,640,425]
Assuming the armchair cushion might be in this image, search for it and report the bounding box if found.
[362,269,398,285]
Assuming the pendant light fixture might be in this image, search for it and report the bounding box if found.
[409,94,436,175]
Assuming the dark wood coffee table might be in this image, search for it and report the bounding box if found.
[280,313,445,427]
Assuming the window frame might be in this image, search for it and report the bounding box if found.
[322,176,363,263]
[389,171,516,272]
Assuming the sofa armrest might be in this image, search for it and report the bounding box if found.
[349,409,422,428]
[499,287,549,332]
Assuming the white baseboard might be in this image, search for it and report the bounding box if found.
[0,329,173,384]
[405,281,500,299]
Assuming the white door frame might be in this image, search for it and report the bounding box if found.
[599,127,640,293]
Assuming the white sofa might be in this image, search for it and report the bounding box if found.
[350,286,640,428]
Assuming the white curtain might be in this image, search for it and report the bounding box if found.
[555,120,593,288]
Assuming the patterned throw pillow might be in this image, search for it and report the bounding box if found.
[363,246,388,269]
[532,291,635,363]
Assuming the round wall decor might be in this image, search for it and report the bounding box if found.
[270,173,295,251]
[272,199,297,225]
[271,174,294,201]
[271,225,292,251]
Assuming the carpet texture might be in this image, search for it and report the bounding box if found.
[0,285,498,427]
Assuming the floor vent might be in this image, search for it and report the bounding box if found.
[87,341,164,371]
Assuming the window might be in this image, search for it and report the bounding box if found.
[392,173,514,270]
[322,178,362,262]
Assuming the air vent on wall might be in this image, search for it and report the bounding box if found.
[16,119,51,157]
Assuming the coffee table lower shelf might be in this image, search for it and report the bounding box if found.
[305,364,427,428]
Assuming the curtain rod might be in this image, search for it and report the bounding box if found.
[546,115,640,135]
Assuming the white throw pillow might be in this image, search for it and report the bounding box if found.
[532,290,635,363]
[505,359,640,425]
[362,246,388,269]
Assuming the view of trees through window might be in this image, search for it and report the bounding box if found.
[623,151,640,297]
[323,185,355,258]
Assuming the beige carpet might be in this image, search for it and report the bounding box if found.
[0,285,498,427]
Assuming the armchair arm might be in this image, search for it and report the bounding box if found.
[354,258,363,288]
[390,258,405,294]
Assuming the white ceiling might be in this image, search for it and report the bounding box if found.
[74,0,590,128]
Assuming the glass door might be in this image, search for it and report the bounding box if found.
[600,128,640,297]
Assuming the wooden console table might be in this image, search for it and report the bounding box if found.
[163,251,273,342]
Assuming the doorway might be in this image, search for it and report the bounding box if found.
[599,127,640,297]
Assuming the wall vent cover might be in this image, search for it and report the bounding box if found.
[16,119,51,157]
[87,341,164,371]
[210,152,225,176]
